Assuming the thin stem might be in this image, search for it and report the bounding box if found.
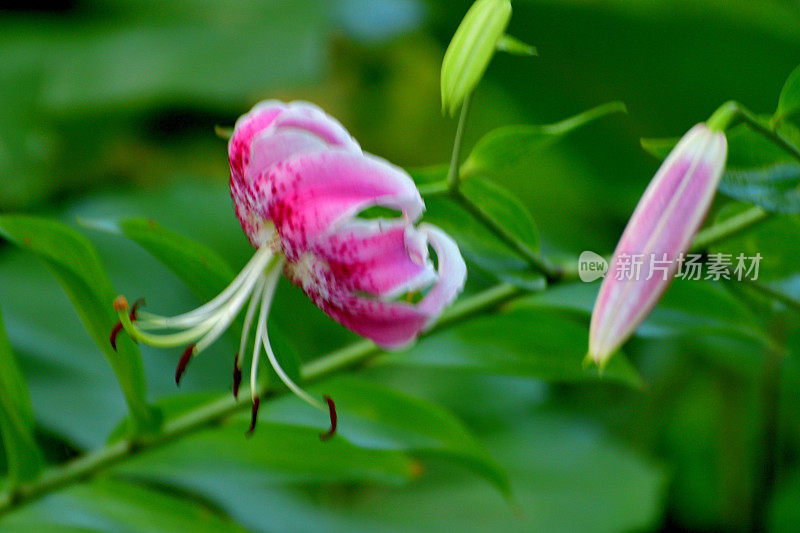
[453,189,563,281]
[446,93,472,191]
[0,283,522,516]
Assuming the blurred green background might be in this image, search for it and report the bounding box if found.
[1,0,800,531]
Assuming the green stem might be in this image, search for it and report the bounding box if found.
[0,283,522,516]
[446,93,472,191]
[453,189,563,281]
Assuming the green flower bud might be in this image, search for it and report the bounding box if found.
[441,0,512,116]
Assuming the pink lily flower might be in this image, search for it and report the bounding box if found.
[588,123,727,367]
[113,101,467,434]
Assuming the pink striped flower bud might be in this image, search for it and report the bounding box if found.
[588,123,728,367]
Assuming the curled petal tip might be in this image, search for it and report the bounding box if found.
[319,395,338,441]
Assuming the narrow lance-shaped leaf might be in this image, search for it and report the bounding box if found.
[264,376,511,496]
[496,34,537,57]
[0,308,42,487]
[776,63,800,123]
[0,215,157,434]
[461,101,627,179]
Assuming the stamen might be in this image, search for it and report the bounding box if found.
[109,322,123,351]
[136,247,273,329]
[247,397,260,435]
[233,353,242,400]
[319,395,338,441]
[259,265,325,410]
[110,297,146,351]
[175,344,196,385]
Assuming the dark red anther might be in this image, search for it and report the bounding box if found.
[232,353,242,400]
[175,344,195,386]
[129,298,145,319]
[247,397,260,435]
[109,322,123,351]
[319,395,337,441]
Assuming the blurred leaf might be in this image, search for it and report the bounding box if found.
[263,376,510,495]
[86,217,236,302]
[377,307,641,386]
[4,476,246,532]
[440,0,512,116]
[461,101,627,179]
[114,419,417,491]
[422,195,546,290]
[777,63,800,123]
[518,278,769,352]
[719,163,800,214]
[460,176,540,253]
[496,34,537,56]
[0,215,156,433]
[0,308,42,487]
[711,203,800,281]
[311,412,665,532]
[770,468,800,532]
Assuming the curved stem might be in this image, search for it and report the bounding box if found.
[446,93,472,191]
[0,283,522,516]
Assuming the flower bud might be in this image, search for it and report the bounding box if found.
[588,124,728,367]
[441,0,512,116]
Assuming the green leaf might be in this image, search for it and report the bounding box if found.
[264,376,510,496]
[711,202,800,281]
[0,308,42,487]
[460,176,540,254]
[776,63,800,122]
[377,307,641,387]
[113,418,417,490]
[0,215,156,434]
[422,196,546,290]
[90,217,236,302]
[308,411,665,533]
[461,101,627,179]
[520,279,769,347]
[640,136,679,160]
[496,34,537,56]
[718,163,800,213]
[3,476,246,532]
[441,0,512,116]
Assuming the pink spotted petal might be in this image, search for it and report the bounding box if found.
[308,291,430,350]
[263,150,425,258]
[311,219,436,298]
[228,100,285,187]
[588,123,727,366]
[270,102,360,152]
[285,222,466,350]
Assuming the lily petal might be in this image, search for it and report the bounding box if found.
[261,150,425,258]
[310,219,436,298]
